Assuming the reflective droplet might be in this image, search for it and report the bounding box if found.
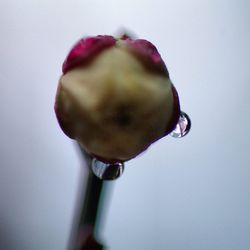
[170,111,191,138]
[91,158,124,180]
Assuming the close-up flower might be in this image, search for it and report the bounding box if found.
[55,35,181,163]
[1,1,249,250]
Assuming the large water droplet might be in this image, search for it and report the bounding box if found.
[91,159,124,180]
[170,111,191,138]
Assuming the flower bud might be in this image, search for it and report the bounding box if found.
[55,35,180,162]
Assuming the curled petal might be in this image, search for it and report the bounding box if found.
[63,35,116,74]
[124,38,169,76]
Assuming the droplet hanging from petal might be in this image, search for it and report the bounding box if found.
[170,111,191,138]
[91,159,124,180]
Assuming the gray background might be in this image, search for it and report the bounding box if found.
[1,0,250,249]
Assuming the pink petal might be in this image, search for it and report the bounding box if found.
[62,35,116,74]
[124,38,169,76]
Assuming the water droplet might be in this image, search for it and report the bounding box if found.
[91,159,124,180]
[170,111,191,138]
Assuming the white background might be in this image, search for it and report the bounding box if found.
[0,0,250,249]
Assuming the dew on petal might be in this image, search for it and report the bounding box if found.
[91,159,124,180]
[170,111,191,138]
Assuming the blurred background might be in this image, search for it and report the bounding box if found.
[0,0,250,249]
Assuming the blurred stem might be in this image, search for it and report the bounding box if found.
[79,171,104,228]
[74,147,106,250]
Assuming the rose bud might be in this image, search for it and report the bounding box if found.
[54,35,180,163]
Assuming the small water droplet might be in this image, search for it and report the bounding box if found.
[91,158,124,180]
[170,111,191,138]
